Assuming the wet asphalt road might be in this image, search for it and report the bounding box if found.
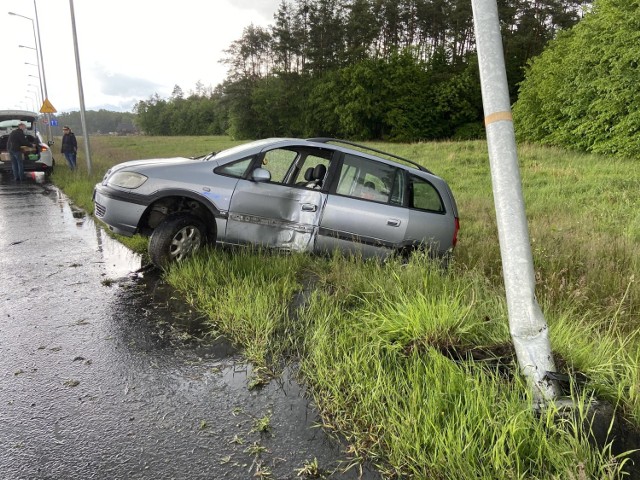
[0,173,378,480]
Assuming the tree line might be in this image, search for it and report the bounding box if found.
[135,0,587,142]
[52,110,136,136]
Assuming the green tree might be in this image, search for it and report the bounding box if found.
[514,0,640,156]
[305,0,346,72]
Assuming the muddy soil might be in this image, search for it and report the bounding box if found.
[0,174,379,479]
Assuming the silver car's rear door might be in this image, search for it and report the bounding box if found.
[316,195,408,258]
[315,153,408,258]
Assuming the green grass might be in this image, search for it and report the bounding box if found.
[51,135,640,479]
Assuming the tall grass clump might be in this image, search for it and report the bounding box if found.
[299,253,628,478]
[550,311,640,424]
[164,246,313,367]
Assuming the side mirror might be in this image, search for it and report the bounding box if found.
[251,167,271,183]
[48,140,55,146]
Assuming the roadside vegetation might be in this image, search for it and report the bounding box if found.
[51,136,639,478]
[513,0,640,157]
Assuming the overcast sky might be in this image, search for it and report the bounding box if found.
[1,0,281,113]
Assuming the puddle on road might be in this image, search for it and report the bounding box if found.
[52,188,143,279]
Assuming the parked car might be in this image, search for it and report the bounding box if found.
[93,138,459,268]
[0,110,54,175]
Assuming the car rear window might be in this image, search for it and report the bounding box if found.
[0,119,35,130]
[409,175,445,213]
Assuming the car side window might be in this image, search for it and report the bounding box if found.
[409,175,445,213]
[336,154,400,204]
[216,157,254,178]
[261,149,298,183]
[292,153,331,188]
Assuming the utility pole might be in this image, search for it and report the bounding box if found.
[69,0,92,175]
[470,0,560,404]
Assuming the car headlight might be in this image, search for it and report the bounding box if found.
[107,171,148,189]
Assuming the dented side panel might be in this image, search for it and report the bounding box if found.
[225,180,325,251]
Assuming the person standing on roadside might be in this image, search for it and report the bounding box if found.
[61,126,78,170]
[7,122,32,182]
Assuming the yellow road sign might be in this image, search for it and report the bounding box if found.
[40,98,57,114]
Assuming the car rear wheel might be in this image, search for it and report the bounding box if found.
[148,213,207,269]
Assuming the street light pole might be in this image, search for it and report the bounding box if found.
[9,11,42,99]
[470,0,560,405]
[69,0,92,174]
[33,0,53,144]
[28,73,42,98]
[25,62,42,94]
[33,2,48,104]
[10,6,53,143]
[25,95,36,112]
[27,90,39,107]
[27,82,42,107]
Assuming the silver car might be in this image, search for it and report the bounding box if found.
[0,110,55,175]
[93,138,459,268]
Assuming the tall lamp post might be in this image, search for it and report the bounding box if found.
[25,96,36,112]
[28,73,43,99]
[9,12,41,87]
[27,82,42,107]
[27,90,39,109]
[10,6,52,143]
[24,62,44,104]
[18,44,44,102]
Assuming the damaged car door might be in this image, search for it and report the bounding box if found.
[225,147,329,252]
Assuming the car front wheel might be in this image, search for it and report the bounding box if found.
[148,213,207,268]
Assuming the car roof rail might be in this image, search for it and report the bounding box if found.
[305,137,432,174]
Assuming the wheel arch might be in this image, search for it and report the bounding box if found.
[139,189,220,240]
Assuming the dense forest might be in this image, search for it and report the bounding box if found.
[134,0,587,142]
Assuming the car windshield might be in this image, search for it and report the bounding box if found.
[212,139,281,162]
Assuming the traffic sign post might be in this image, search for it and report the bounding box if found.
[40,98,57,114]
[39,99,56,145]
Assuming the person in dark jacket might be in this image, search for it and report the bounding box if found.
[7,123,33,181]
[61,126,78,170]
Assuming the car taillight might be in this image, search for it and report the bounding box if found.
[40,145,49,152]
[452,217,460,248]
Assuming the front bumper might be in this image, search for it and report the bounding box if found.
[93,184,148,237]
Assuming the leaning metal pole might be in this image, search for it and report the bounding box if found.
[69,0,93,175]
[470,0,559,404]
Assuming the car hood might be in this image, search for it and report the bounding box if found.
[109,157,201,173]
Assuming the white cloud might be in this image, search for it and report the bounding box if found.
[1,0,280,113]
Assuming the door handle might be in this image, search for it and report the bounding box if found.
[387,218,401,227]
[301,203,318,212]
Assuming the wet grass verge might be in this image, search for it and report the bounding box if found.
[164,247,639,479]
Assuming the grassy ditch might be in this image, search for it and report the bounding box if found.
[51,136,639,478]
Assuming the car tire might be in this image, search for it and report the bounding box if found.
[148,213,207,269]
